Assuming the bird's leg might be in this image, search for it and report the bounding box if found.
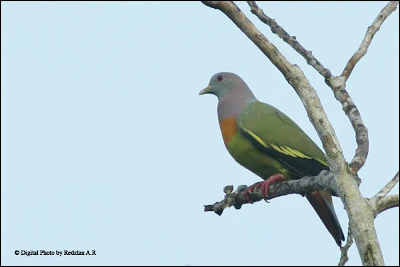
[244,182,262,203]
[260,173,285,199]
[243,174,285,203]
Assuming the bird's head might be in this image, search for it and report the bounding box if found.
[199,72,254,100]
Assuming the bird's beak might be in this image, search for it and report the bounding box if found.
[199,85,212,95]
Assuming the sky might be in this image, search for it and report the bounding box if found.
[1,1,398,266]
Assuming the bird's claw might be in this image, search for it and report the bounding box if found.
[244,174,285,203]
[244,182,261,203]
[259,173,285,200]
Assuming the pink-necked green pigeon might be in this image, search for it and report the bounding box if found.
[199,72,345,246]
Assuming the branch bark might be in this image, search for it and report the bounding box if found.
[371,171,399,206]
[339,229,354,266]
[201,1,398,265]
[204,170,338,215]
[333,1,398,174]
[328,75,369,175]
[341,1,400,81]
[376,194,399,215]
[370,171,399,218]
[246,1,332,79]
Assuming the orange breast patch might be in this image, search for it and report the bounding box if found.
[219,117,238,145]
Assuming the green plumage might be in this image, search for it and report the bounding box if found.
[230,101,329,180]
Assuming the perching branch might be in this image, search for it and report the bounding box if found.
[204,170,337,215]
[201,1,397,265]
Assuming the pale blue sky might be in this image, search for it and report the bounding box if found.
[1,1,398,266]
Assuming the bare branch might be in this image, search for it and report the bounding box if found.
[329,76,369,175]
[376,194,399,216]
[334,1,398,173]
[371,171,399,207]
[204,171,338,215]
[341,1,399,81]
[201,1,220,9]
[246,1,332,79]
[339,229,354,266]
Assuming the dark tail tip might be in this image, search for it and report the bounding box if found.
[306,191,345,247]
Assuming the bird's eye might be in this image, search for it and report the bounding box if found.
[217,75,223,82]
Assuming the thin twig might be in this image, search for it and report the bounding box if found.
[338,1,398,173]
[246,1,332,79]
[339,229,354,266]
[341,1,400,81]
[371,171,399,207]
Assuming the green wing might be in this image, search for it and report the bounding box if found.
[237,101,329,178]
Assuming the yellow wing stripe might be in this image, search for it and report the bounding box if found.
[313,157,329,166]
[286,146,312,159]
[242,127,329,166]
[244,128,268,147]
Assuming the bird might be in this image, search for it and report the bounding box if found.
[199,72,345,246]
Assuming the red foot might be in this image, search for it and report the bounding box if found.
[244,182,261,203]
[259,173,285,199]
[244,174,285,203]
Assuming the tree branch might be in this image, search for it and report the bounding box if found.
[204,170,338,215]
[329,75,369,175]
[370,172,399,217]
[371,171,399,205]
[246,1,332,79]
[339,229,354,266]
[334,1,398,174]
[376,194,399,216]
[341,1,399,81]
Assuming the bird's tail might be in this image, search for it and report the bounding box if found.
[306,190,345,246]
